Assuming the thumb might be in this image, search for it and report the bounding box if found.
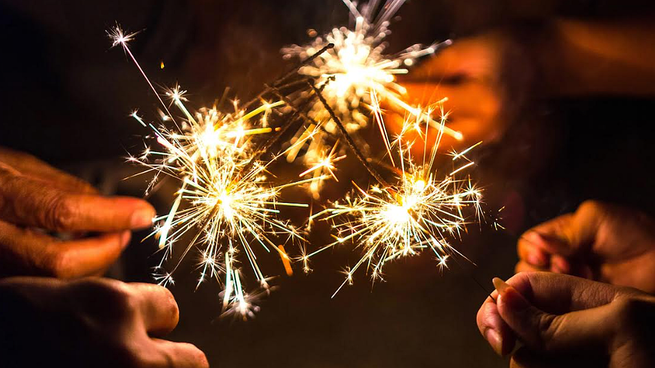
[493,277,615,353]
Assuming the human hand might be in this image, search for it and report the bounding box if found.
[0,147,155,278]
[477,272,655,367]
[388,29,537,152]
[0,277,209,368]
[516,200,655,294]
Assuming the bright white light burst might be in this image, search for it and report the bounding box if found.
[282,0,460,196]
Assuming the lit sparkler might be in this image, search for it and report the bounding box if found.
[282,0,461,196]
[110,25,322,318]
[305,104,482,296]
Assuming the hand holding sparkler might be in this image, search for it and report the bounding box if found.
[479,273,655,367]
[389,30,536,153]
[0,147,155,278]
[282,0,460,196]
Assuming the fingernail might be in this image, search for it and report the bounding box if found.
[484,328,504,356]
[493,277,530,312]
[130,207,155,229]
[527,252,547,267]
[492,277,509,293]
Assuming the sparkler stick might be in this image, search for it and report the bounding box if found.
[243,43,335,111]
[309,80,390,188]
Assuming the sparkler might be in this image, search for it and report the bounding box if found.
[282,0,462,196]
[305,99,483,296]
[110,25,324,318]
[109,3,488,313]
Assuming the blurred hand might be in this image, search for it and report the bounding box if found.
[516,200,655,294]
[389,29,536,152]
[477,272,655,368]
[0,147,155,278]
[0,277,208,368]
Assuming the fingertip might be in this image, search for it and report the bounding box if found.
[523,231,545,246]
[492,277,510,293]
[129,203,156,230]
[551,255,571,274]
[526,250,548,268]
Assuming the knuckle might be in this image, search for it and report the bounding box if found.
[614,297,655,331]
[49,250,72,278]
[535,313,558,351]
[112,344,149,368]
[578,200,605,215]
[178,343,209,367]
[43,194,76,231]
[74,279,139,315]
[161,287,180,322]
[37,246,73,279]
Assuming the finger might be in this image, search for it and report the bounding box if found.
[549,254,571,274]
[0,169,155,231]
[500,272,621,313]
[517,232,551,268]
[0,147,96,194]
[476,296,516,356]
[0,220,130,278]
[400,82,500,119]
[402,37,500,83]
[522,200,609,259]
[520,218,578,258]
[514,261,545,274]
[54,232,131,278]
[493,275,619,352]
[385,112,493,155]
[128,283,180,336]
[151,339,209,368]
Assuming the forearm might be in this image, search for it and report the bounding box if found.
[537,17,655,97]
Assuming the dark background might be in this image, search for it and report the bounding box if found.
[1,1,654,367]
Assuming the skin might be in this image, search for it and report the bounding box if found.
[432,19,655,367]
[390,18,655,153]
[516,200,655,293]
[0,148,208,367]
[0,147,156,278]
[478,273,655,368]
[0,277,209,368]
[478,201,655,366]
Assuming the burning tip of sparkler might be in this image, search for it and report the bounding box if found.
[107,24,137,48]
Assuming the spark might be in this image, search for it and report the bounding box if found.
[112,26,321,318]
[308,111,483,296]
[298,141,347,196]
[135,99,317,318]
[282,0,461,196]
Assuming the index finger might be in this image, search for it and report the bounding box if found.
[0,169,155,232]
